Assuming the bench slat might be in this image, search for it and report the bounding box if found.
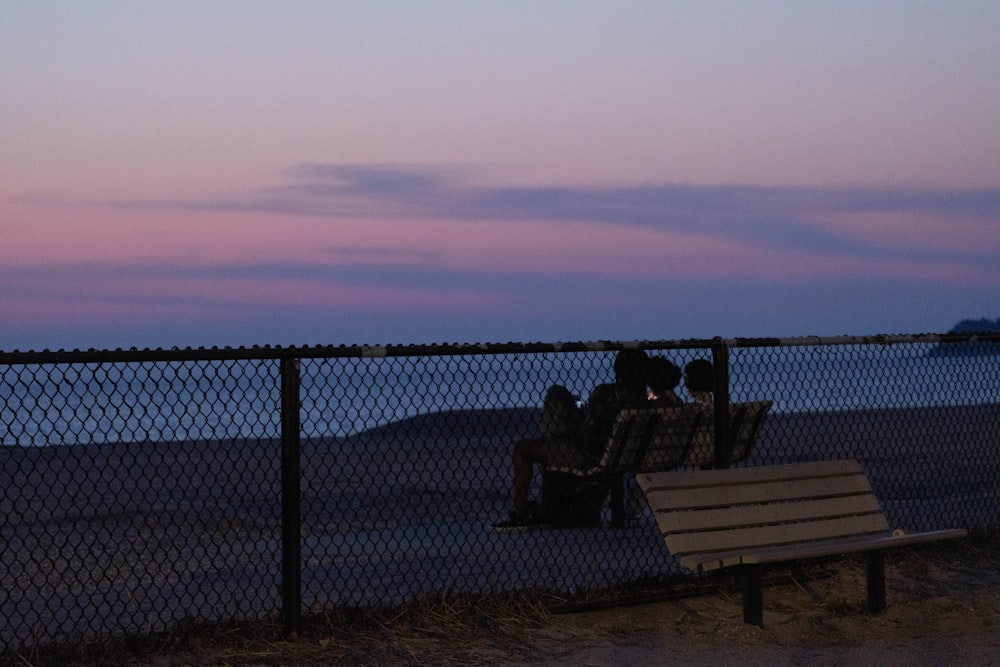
[729,401,770,462]
[681,400,772,467]
[640,406,703,471]
[665,513,892,559]
[549,408,664,476]
[638,459,863,492]
[553,402,773,477]
[739,528,969,566]
[645,473,874,511]
[596,410,661,472]
[682,528,969,571]
[654,494,885,533]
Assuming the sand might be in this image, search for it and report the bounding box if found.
[42,537,997,665]
[2,403,999,657]
[505,539,1000,666]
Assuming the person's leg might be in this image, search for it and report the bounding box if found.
[512,437,550,516]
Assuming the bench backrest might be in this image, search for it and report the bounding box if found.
[590,407,671,475]
[637,459,891,571]
[547,400,772,478]
[682,400,773,468]
[638,404,704,472]
[555,406,696,477]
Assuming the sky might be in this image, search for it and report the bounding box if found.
[3,1,999,351]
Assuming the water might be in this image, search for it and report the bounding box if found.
[728,344,1000,412]
[2,345,997,446]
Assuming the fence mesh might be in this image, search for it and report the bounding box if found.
[2,335,998,652]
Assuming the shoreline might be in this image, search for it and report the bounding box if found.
[4,402,998,521]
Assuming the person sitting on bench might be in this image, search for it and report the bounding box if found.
[494,348,649,529]
[647,356,684,407]
[683,359,714,406]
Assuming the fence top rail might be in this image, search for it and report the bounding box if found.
[2,332,997,365]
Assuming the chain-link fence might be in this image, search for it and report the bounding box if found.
[2,335,999,652]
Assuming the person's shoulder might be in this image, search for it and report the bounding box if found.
[578,384,611,415]
[589,382,616,396]
[591,382,646,408]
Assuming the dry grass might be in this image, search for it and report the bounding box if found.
[7,532,1000,666]
[5,590,558,667]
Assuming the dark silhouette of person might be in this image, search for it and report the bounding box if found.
[495,348,649,528]
[684,359,714,406]
[647,356,683,406]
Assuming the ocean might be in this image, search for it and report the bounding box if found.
[2,343,998,447]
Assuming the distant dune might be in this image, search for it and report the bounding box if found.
[927,317,1000,356]
[946,317,1000,334]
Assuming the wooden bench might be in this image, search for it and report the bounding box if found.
[637,459,967,626]
[545,402,771,527]
[679,400,772,469]
[545,407,682,527]
[636,404,705,472]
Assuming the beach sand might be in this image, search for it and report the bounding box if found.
[500,537,1000,666]
[2,403,999,656]
[24,536,1000,665]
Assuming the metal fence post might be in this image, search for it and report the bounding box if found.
[280,358,302,637]
[711,341,731,469]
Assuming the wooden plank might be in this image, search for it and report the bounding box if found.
[640,409,701,472]
[637,459,864,493]
[741,528,968,565]
[678,401,772,467]
[655,494,885,533]
[548,406,687,476]
[588,410,653,471]
[729,401,771,463]
[664,514,892,556]
[641,441,693,472]
[645,473,874,511]
[680,549,756,571]
[552,406,668,476]
[681,428,716,466]
[646,473,873,509]
[628,401,773,470]
[612,411,662,471]
[679,528,966,572]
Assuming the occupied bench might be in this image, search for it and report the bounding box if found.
[680,400,772,468]
[637,459,968,626]
[544,401,772,527]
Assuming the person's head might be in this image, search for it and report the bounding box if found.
[683,359,714,393]
[613,348,648,388]
[647,357,681,396]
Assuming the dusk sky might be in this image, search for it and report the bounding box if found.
[3,2,999,351]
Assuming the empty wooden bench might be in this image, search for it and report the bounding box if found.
[637,459,967,626]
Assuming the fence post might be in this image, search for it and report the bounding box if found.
[280,358,302,637]
[711,341,731,469]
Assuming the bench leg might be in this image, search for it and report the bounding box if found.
[867,551,886,612]
[742,565,764,627]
